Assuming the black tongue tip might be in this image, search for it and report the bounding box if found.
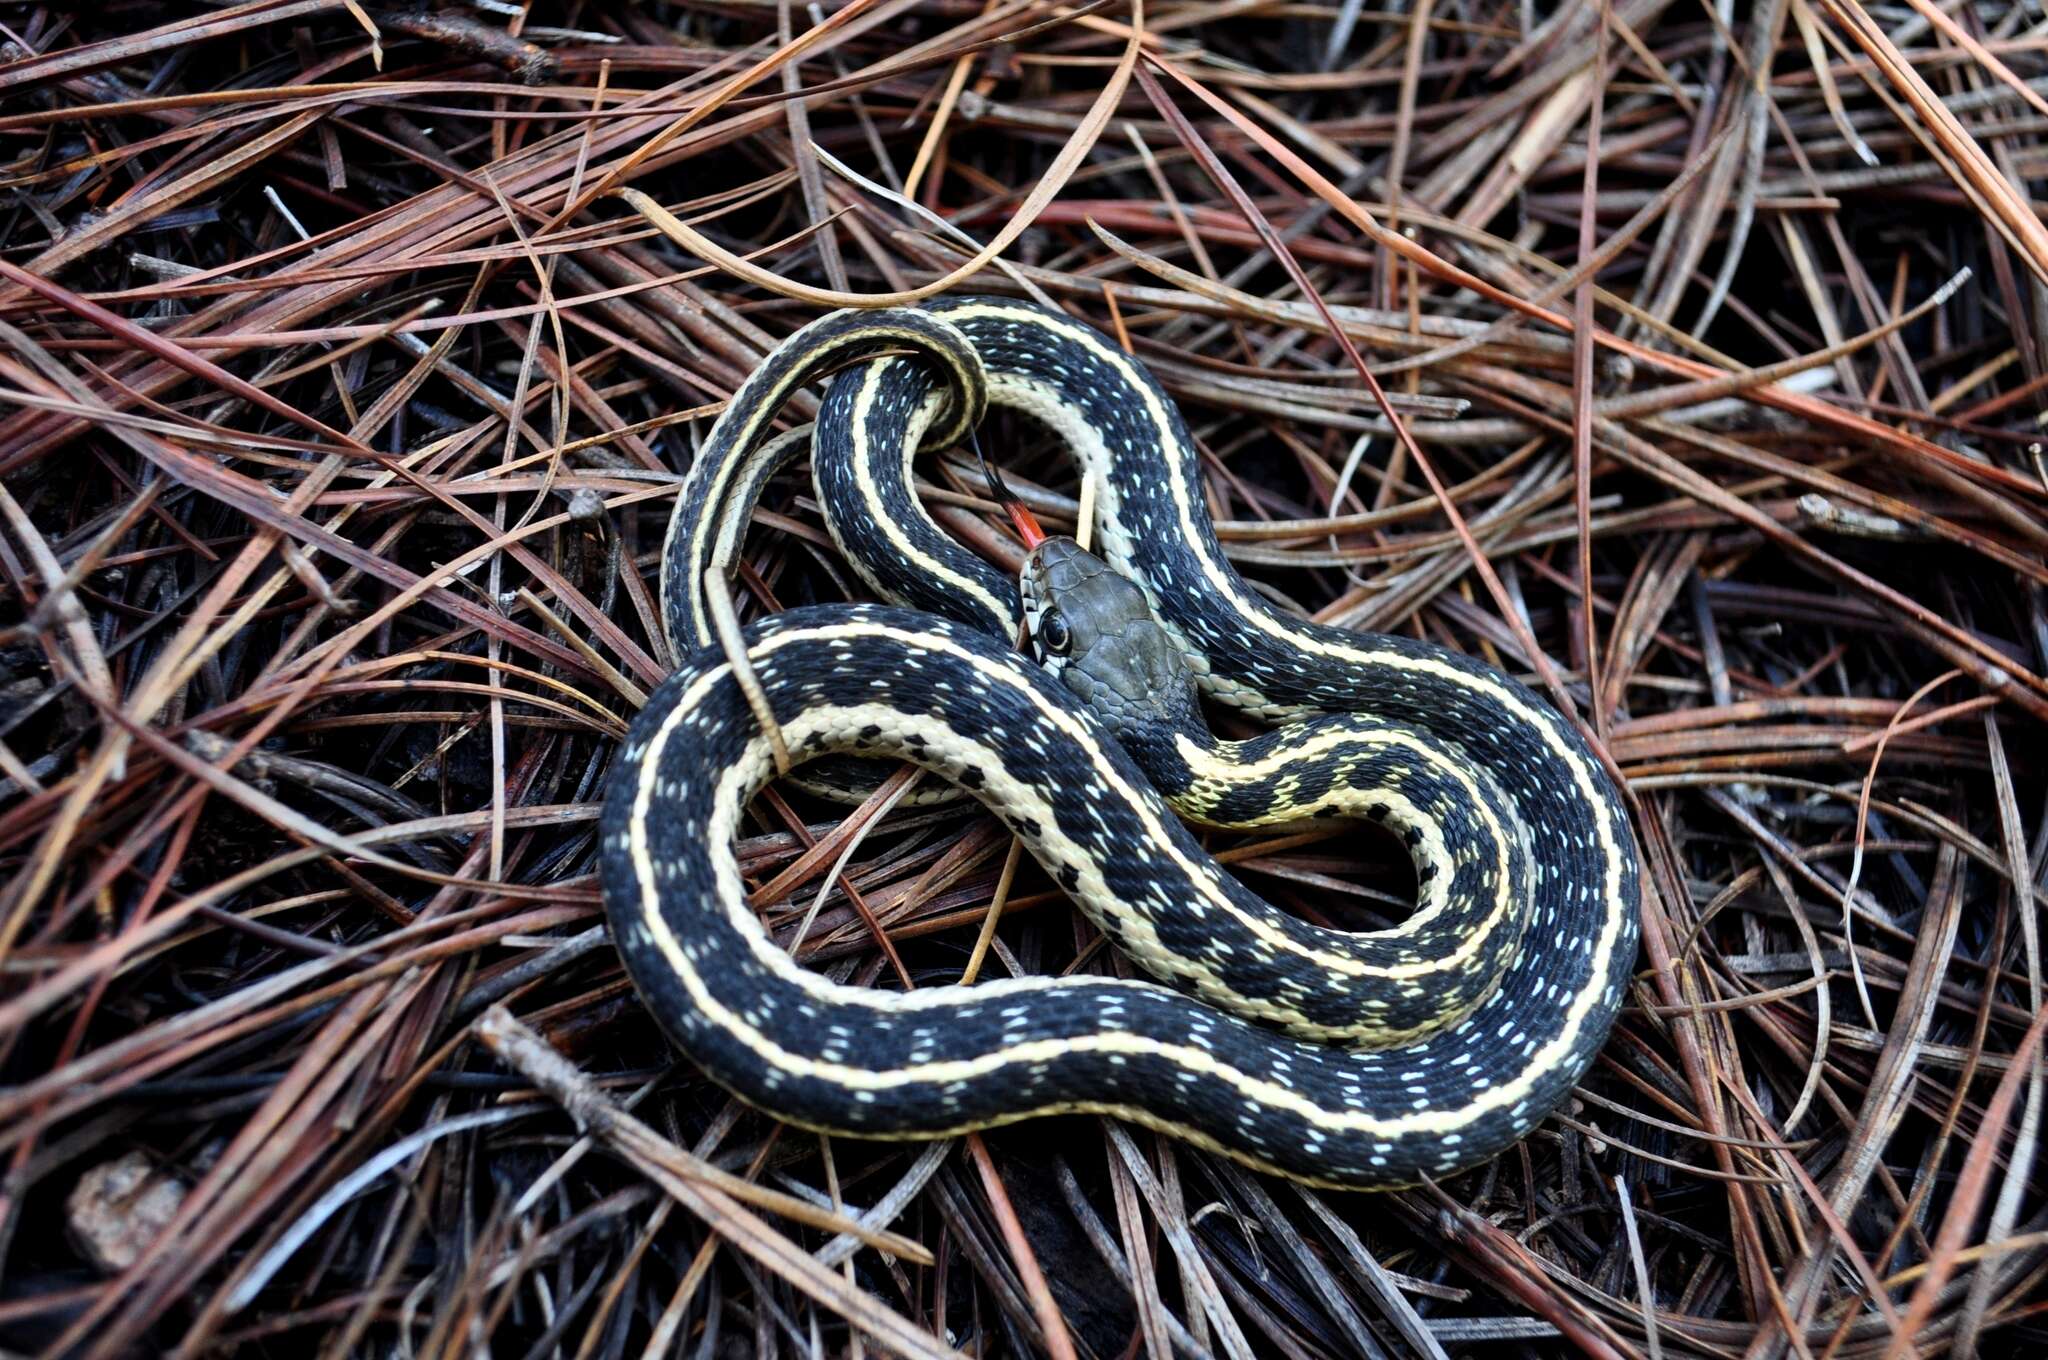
[970,429,1046,549]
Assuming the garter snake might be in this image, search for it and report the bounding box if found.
[602,299,1640,1186]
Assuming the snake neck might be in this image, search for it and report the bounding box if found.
[1102,706,1213,805]
[1072,654,1378,837]
[1099,700,1307,834]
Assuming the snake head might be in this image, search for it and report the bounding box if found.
[1020,538,1201,750]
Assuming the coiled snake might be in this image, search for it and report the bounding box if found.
[601,298,1639,1186]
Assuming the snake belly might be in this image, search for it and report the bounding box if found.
[606,299,1642,1187]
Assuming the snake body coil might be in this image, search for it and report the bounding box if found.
[603,299,1640,1186]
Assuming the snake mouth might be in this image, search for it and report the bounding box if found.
[1018,566,1044,636]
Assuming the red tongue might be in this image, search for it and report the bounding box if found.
[968,429,1047,549]
[1005,499,1048,549]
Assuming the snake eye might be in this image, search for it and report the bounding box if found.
[1036,609,1072,656]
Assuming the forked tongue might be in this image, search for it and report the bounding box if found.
[970,430,1046,549]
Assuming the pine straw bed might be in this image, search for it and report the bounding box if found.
[0,2,2045,1357]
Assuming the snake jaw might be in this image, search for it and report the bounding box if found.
[1016,549,1065,680]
